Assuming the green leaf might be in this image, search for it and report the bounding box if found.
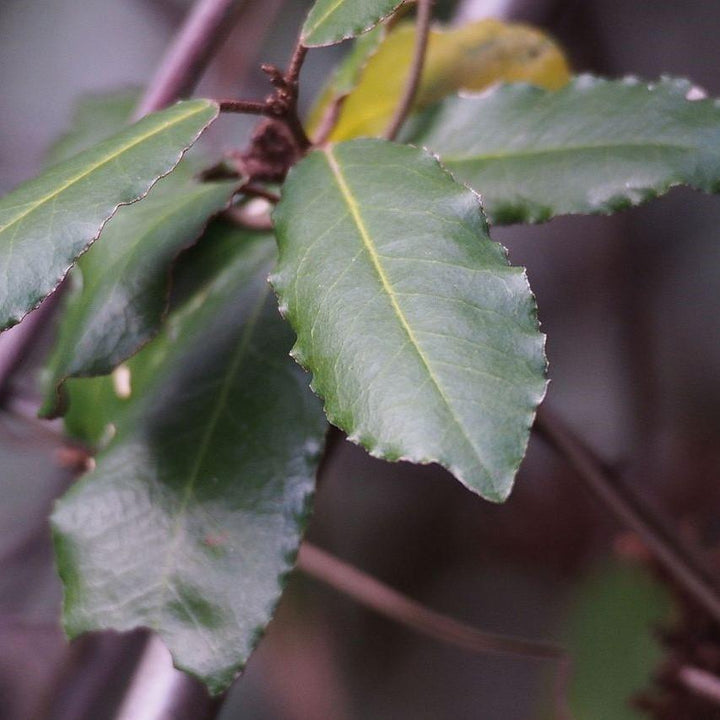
[318,18,570,141]
[52,228,327,694]
[301,0,403,47]
[40,177,237,418]
[412,76,720,224]
[272,139,546,502]
[56,220,247,448]
[566,562,670,720]
[0,99,218,330]
[61,374,127,448]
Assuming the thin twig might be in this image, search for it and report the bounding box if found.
[222,38,310,152]
[135,0,246,118]
[298,543,573,719]
[286,43,309,88]
[297,542,564,661]
[277,40,312,151]
[677,666,720,706]
[218,99,268,114]
[536,405,720,626]
[384,0,434,141]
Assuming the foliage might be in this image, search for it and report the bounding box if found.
[1,0,718,700]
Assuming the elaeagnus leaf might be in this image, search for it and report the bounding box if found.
[272,139,546,502]
[413,76,720,224]
[52,227,327,694]
[0,99,218,330]
[301,0,403,47]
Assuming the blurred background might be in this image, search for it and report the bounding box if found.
[2,0,720,718]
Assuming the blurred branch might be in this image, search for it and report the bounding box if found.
[298,542,573,718]
[677,666,720,706]
[0,290,64,404]
[297,542,564,660]
[384,0,434,140]
[135,0,247,118]
[536,405,720,626]
[115,635,224,720]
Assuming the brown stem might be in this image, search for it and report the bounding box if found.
[222,38,310,154]
[286,43,309,89]
[134,0,246,118]
[219,99,268,114]
[278,41,311,151]
[297,542,573,719]
[536,405,720,626]
[384,0,434,141]
[297,542,564,661]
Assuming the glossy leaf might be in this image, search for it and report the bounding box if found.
[57,220,250,448]
[272,139,546,502]
[53,228,327,694]
[323,19,570,141]
[0,99,218,330]
[413,76,720,224]
[301,0,402,47]
[40,177,237,417]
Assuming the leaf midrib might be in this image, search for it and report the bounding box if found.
[304,0,346,39]
[153,283,269,632]
[0,102,212,236]
[323,146,490,483]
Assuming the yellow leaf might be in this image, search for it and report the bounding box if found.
[312,19,571,142]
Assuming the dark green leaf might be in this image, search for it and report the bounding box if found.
[412,76,720,224]
[0,99,218,330]
[40,177,237,418]
[272,139,546,502]
[301,0,402,47]
[52,228,327,694]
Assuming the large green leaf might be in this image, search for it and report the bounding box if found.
[272,139,546,502]
[301,0,402,47]
[40,177,237,418]
[0,99,218,330]
[412,76,720,224]
[52,228,327,694]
